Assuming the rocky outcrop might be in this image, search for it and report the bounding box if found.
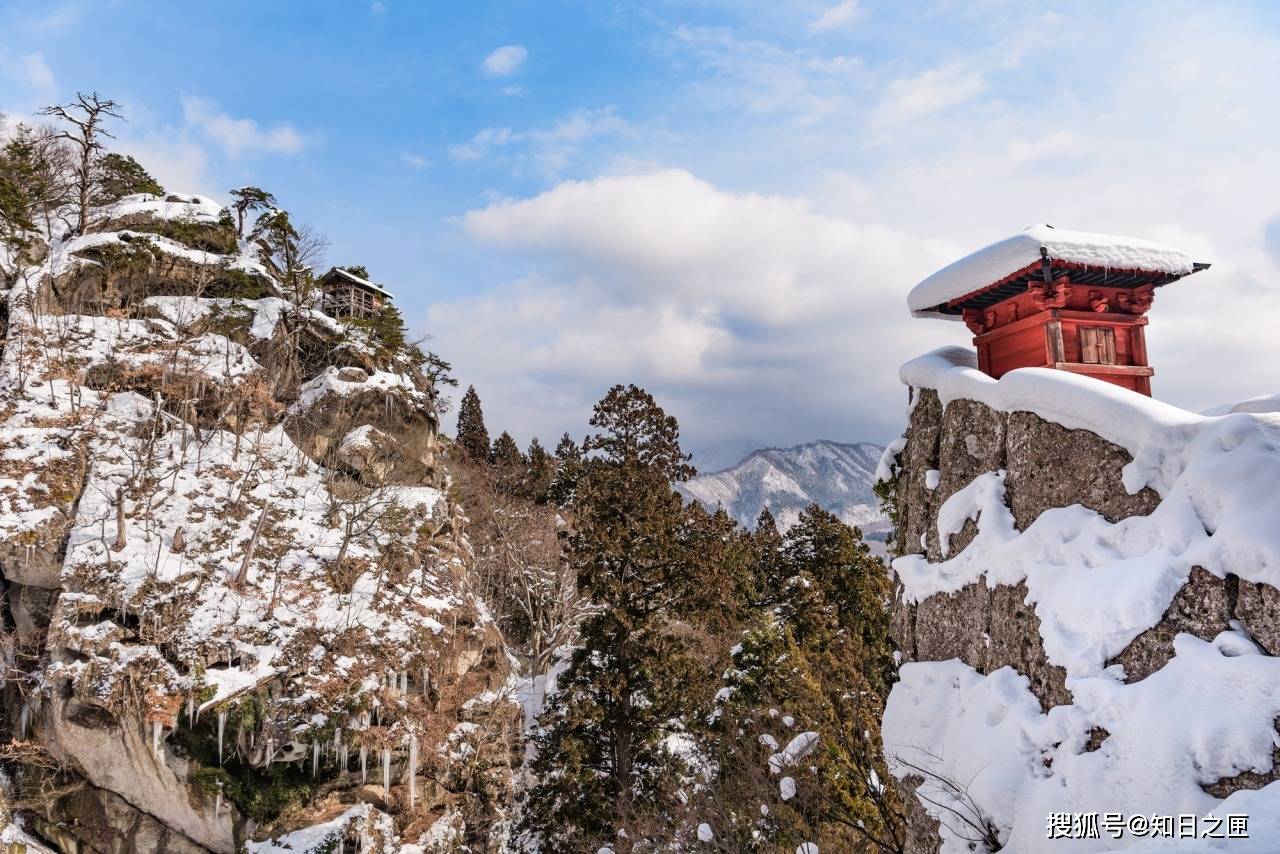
[0,199,510,852]
[886,385,1280,839]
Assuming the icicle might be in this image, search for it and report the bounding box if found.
[217,710,226,764]
[312,740,320,778]
[17,702,29,739]
[152,721,163,758]
[214,780,223,819]
[267,738,275,768]
[407,734,418,810]
[186,695,194,728]
[382,748,391,794]
[360,745,368,783]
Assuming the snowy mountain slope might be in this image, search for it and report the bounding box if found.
[0,192,515,851]
[676,440,888,536]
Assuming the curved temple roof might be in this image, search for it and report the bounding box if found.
[909,224,1203,320]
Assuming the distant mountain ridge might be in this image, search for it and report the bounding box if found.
[676,439,889,541]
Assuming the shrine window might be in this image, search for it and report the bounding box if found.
[1079,326,1117,365]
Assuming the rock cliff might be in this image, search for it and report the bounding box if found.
[0,194,517,852]
[879,348,1280,853]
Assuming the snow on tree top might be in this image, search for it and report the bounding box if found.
[908,224,1199,319]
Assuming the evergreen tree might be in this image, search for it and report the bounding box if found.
[490,431,526,493]
[743,506,786,609]
[455,386,490,462]
[699,505,903,852]
[0,127,45,234]
[93,152,163,204]
[523,437,555,503]
[0,124,69,260]
[250,208,325,304]
[521,385,723,851]
[338,264,371,280]
[230,186,277,236]
[546,432,582,506]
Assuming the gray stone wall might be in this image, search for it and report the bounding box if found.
[888,388,1280,851]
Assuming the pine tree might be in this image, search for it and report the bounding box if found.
[455,386,490,462]
[338,264,370,280]
[546,432,582,506]
[490,431,526,493]
[521,385,723,851]
[523,437,554,502]
[93,152,163,204]
[250,208,325,305]
[0,124,70,261]
[744,506,786,609]
[699,505,903,852]
[230,186,277,237]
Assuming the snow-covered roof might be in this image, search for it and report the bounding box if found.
[908,224,1202,319]
[322,267,393,299]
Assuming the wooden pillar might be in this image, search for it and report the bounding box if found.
[1130,323,1149,367]
[1044,316,1065,366]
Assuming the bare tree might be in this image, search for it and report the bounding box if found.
[39,92,124,235]
[451,457,590,675]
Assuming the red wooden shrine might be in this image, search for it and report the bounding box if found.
[920,245,1209,396]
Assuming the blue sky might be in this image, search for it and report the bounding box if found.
[4,1,1280,463]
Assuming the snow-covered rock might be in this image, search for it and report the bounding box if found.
[880,347,1280,853]
[0,189,514,852]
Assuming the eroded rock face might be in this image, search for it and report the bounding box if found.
[893,580,1070,712]
[1109,568,1233,682]
[48,783,214,854]
[888,390,1280,803]
[0,202,511,853]
[1004,411,1160,530]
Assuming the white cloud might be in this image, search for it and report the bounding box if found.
[481,45,528,77]
[19,53,57,102]
[871,62,986,129]
[400,152,429,170]
[809,1,862,34]
[116,133,215,198]
[428,170,957,446]
[1003,132,1084,164]
[180,95,312,158]
[671,25,863,123]
[448,106,627,176]
[33,2,83,31]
